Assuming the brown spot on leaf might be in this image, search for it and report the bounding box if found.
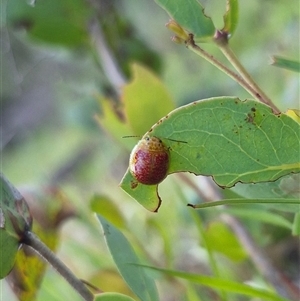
[245,107,257,124]
[130,181,138,189]
[245,113,254,123]
[13,19,34,30]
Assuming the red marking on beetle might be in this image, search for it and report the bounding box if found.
[129,136,169,185]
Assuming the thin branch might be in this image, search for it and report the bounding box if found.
[89,18,126,97]
[188,198,300,209]
[214,32,280,113]
[23,231,94,301]
[185,35,280,113]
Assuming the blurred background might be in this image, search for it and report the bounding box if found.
[1,0,299,300]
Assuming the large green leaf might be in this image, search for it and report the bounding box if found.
[0,173,32,278]
[120,97,300,211]
[97,215,159,301]
[154,0,215,40]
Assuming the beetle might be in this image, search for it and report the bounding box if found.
[129,136,170,185]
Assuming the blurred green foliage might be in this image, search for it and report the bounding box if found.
[1,0,299,300]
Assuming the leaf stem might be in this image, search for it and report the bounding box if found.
[215,33,280,113]
[188,198,300,209]
[23,231,94,301]
[185,34,280,113]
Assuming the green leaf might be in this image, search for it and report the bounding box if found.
[94,293,136,301]
[97,215,159,301]
[154,0,215,40]
[139,265,290,301]
[205,221,247,261]
[223,0,239,35]
[0,173,32,278]
[123,63,175,135]
[271,56,300,73]
[292,212,300,236]
[0,228,19,279]
[120,176,161,212]
[120,97,300,211]
[6,0,91,47]
[95,97,134,151]
[90,195,126,230]
[222,207,293,230]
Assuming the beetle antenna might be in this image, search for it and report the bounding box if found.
[122,135,141,138]
[165,138,188,144]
